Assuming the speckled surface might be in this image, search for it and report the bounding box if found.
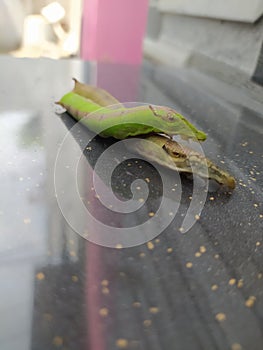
[0,56,262,350]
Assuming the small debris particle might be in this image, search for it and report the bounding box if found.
[256,241,261,247]
[102,287,110,295]
[195,252,201,258]
[99,307,109,317]
[241,142,248,147]
[147,241,154,250]
[254,203,259,208]
[133,302,141,308]
[136,186,141,190]
[149,307,159,314]
[215,313,226,322]
[220,160,225,164]
[186,262,193,269]
[116,338,128,349]
[200,246,206,253]
[195,214,200,220]
[36,272,45,280]
[69,251,76,257]
[231,343,242,350]
[260,214,263,218]
[43,313,53,321]
[258,273,262,279]
[209,196,215,201]
[115,244,123,249]
[179,227,184,233]
[249,151,253,154]
[139,252,146,258]
[229,278,236,286]
[138,198,144,203]
[211,284,218,291]
[245,296,256,308]
[143,320,152,327]
[214,254,220,259]
[148,212,155,217]
[237,279,243,288]
[86,146,92,151]
[71,275,79,282]
[95,194,100,199]
[145,177,150,183]
[23,218,31,224]
[127,163,132,167]
[169,211,174,216]
[101,279,109,287]
[167,247,173,253]
[52,336,63,347]
[155,238,160,243]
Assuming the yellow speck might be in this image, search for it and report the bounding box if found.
[133,302,141,308]
[167,248,173,253]
[259,214,263,218]
[215,313,226,322]
[145,177,150,183]
[179,227,184,233]
[254,203,259,208]
[195,214,200,220]
[139,198,144,203]
[148,212,155,217]
[23,218,31,224]
[229,278,236,286]
[245,296,256,308]
[195,252,201,257]
[36,272,45,280]
[209,196,215,201]
[155,238,160,243]
[149,307,159,314]
[258,273,262,279]
[116,338,128,349]
[143,319,152,327]
[115,244,123,249]
[214,254,220,259]
[256,241,261,246]
[101,279,109,287]
[147,241,154,250]
[237,279,243,288]
[102,287,110,295]
[139,252,146,258]
[71,275,79,282]
[200,246,206,253]
[231,343,242,350]
[186,262,193,269]
[211,284,218,291]
[52,336,63,347]
[99,307,109,317]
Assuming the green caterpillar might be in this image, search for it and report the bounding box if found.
[57,79,206,141]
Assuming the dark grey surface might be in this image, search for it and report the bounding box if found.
[0,56,262,350]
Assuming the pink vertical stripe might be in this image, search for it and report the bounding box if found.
[81,0,149,64]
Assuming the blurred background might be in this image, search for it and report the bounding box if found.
[1,0,263,81]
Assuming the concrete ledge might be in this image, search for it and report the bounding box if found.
[158,0,263,23]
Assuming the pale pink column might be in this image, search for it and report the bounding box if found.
[81,0,149,64]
